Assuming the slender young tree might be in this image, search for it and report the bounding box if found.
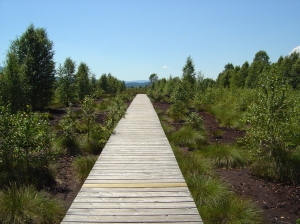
[76,62,90,100]
[57,57,77,105]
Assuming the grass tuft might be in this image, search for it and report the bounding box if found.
[199,144,248,169]
[0,184,65,224]
[72,156,98,182]
[170,126,207,149]
[201,195,263,224]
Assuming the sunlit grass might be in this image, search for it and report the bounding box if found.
[198,144,248,169]
[200,195,263,224]
[170,125,207,149]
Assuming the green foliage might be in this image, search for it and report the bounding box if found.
[76,62,90,100]
[182,56,196,98]
[56,57,77,105]
[4,24,55,110]
[169,81,189,120]
[0,184,65,224]
[149,73,158,84]
[0,52,27,112]
[185,112,205,131]
[198,144,248,169]
[72,156,97,182]
[81,96,96,141]
[0,106,55,186]
[242,71,300,183]
[198,88,246,128]
[58,104,80,155]
[147,88,164,102]
[105,96,126,132]
[98,73,126,94]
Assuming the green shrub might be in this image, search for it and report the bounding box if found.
[72,156,98,182]
[80,126,110,154]
[0,184,65,224]
[58,105,80,155]
[185,111,205,131]
[105,96,126,132]
[199,144,248,169]
[242,71,300,183]
[0,106,55,186]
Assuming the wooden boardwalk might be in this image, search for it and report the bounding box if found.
[61,94,203,223]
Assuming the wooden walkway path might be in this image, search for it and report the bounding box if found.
[61,94,203,223]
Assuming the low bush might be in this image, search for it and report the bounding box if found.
[58,105,80,155]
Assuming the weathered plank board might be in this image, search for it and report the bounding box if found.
[61,94,202,223]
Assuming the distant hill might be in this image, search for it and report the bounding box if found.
[125,80,150,88]
[0,66,3,73]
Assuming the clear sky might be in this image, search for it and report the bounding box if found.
[0,0,299,81]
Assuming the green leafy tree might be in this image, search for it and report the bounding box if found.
[245,51,270,88]
[6,24,55,110]
[0,52,27,112]
[89,73,98,96]
[242,71,300,183]
[253,50,270,64]
[57,57,77,105]
[76,62,90,100]
[99,74,108,93]
[169,80,189,120]
[149,73,158,84]
[182,56,196,93]
[216,63,235,88]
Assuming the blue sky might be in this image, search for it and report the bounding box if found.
[1,0,299,81]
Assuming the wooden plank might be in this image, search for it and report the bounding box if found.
[61,94,202,223]
[61,214,202,222]
[68,201,198,209]
[66,208,200,216]
[82,183,187,188]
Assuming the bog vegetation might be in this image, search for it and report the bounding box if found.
[148,52,300,223]
[0,24,135,223]
[1,23,300,223]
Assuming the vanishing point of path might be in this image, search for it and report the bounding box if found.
[61,94,202,223]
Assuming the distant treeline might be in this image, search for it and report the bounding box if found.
[216,50,300,89]
[0,24,126,112]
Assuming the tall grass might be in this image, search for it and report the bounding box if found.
[200,195,263,224]
[170,125,206,149]
[173,144,262,224]
[72,156,98,182]
[198,144,248,169]
[0,184,65,224]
